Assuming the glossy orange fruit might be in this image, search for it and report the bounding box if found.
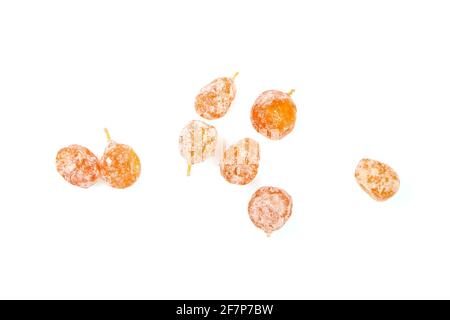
[251,89,297,140]
[100,129,141,189]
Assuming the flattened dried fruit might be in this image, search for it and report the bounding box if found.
[100,129,141,189]
[179,120,218,176]
[195,73,238,120]
[56,144,100,188]
[248,186,293,235]
[355,158,400,201]
[220,138,260,185]
[251,89,297,140]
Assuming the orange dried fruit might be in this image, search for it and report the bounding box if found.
[195,72,238,120]
[355,158,400,201]
[220,138,260,185]
[100,129,141,189]
[179,120,218,176]
[248,186,293,235]
[251,89,297,140]
[56,144,100,188]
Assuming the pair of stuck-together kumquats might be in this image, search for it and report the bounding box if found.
[57,73,400,236]
[56,129,141,189]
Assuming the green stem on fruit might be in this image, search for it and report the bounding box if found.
[187,163,192,176]
[287,89,295,96]
[232,71,239,80]
[104,128,111,141]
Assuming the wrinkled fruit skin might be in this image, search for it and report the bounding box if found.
[195,77,236,120]
[251,90,297,140]
[56,144,101,188]
[248,186,293,235]
[179,120,218,165]
[355,158,400,201]
[220,138,260,185]
[100,141,141,189]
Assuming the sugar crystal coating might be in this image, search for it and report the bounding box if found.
[251,90,297,140]
[220,138,260,185]
[195,77,236,120]
[56,144,100,188]
[248,186,293,235]
[355,158,400,201]
[100,141,141,189]
[179,120,218,175]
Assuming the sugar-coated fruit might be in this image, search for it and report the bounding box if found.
[100,129,141,189]
[251,89,297,140]
[248,186,293,235]
[220,138,260,185]
[179,120,218,176]
[355,158,400,201]
[195,73,238,120]
[56,144,100,188]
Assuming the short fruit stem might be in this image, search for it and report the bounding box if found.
[232,71,239,80]
[287,89,295,96]
[104,128,111,141]
[187,163,192,176]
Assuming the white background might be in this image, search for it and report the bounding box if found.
[1,0,450,299]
